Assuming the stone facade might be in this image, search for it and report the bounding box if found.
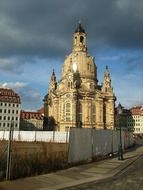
[43,23,116,131]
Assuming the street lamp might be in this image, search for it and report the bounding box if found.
[118,105,123,160]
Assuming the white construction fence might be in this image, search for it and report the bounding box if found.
[68,128,134,163]
[0,131,69,143]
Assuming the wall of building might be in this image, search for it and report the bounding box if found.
[0,102,21,130]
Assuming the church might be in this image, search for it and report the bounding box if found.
[43,23,116,131]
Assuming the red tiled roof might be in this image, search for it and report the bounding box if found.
[37,107,44,114]
[21,111,43,120]
[130,106,142,115]
[0,88,21,104]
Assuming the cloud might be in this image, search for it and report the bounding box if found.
[0,0,143,59]
[0,82,28,89]
[98,52,143,73]
[0,0,143,109]
[0,58,24,73]
[0,82,41,109]
[98,55,122,61]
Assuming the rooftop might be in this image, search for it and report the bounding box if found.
[21,110,43,120]
[0,88,21,104]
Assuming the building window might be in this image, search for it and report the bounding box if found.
[3,123,5,127]
[5,103,7,106]
[12,110,15,114]
[92,104,96,123]
[16,110,18,114]
[8,110,10,114]
[68,82,70,88]
[8,116,10,120]
[75,36,77,44]
[78,102,82,122]
[80,36,84,43]
[0,116,2,120]
[66,103,71,121]
[4,116,6,120]
[0,103,3,106]
[0,109,2,113]
[4,109,6,113]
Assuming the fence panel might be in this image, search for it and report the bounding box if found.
[0,131,68,143]
[68,128,92,163]
[92,130,112,156]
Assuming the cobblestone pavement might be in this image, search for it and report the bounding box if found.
[61,155,143,190]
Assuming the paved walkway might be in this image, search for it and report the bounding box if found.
[0,145,143,190]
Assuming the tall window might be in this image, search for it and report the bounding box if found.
[92,104,96,123]
[75,36,77,44]
[78,103,82,122]
[80,36,84,43]
[66,103,71,121]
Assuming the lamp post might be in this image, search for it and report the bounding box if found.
[6,121,14,180]
[118,107,123,160]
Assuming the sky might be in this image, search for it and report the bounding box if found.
[0,0,143,110]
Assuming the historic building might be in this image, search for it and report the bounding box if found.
[0,88,21,130]
[115,104,143,134]
[127,106,143,135]
[20,110,43,131]
[115,103,131,130]
[43,23,116,131]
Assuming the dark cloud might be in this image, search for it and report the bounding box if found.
[0,0,143,59]
[127,56,143,71]
[0,57,24,73]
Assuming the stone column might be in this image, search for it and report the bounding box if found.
[108,98,115,129]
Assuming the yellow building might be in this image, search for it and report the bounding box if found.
[43,23,116,131]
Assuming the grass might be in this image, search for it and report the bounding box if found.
[0,141,68,180]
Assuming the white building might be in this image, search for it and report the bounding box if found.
[0,88,21,130]
[127,106,143,134]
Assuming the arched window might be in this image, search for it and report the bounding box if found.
[68,82,70,88]
[75,37,77,44]
[87,63,90,70]
[80,36,84,43]
[66,103,71,121]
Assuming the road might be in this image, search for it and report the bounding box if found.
[62,149,143,190]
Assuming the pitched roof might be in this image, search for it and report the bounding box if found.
[0,88,21,104]
[130,106,142,115]
[21,110,43,120]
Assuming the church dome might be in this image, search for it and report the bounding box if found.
[61,23,97,83]
[62,52,97,81]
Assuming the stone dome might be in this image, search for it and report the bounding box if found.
[61,51,97,81]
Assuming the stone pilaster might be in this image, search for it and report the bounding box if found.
[96,98,104,128]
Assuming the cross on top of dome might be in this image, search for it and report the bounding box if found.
[75,22,85,33]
